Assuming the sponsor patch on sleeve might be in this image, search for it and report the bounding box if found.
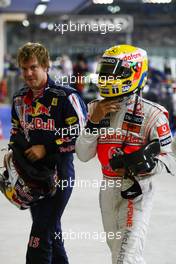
[55,138,64,145]
[160,136,172,147]
[65,116,78,125]
[157,123,170,137]
[51,98,58,106]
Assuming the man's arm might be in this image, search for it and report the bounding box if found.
[75,128,99,162]
[53,92,87,153]
[75,99,120,162]
[10,100,22,135]
[149,111,176,175]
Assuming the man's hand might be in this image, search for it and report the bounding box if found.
[89,99,121,124]
[25,145,46,162]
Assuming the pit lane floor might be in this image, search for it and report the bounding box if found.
[0,139,176,264]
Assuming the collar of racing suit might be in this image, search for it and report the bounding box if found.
[112,92,142,112]
[24,75,54,105]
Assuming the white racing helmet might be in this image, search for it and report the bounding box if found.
[0,150,57,210]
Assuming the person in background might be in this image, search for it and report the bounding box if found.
[72,53,88,93]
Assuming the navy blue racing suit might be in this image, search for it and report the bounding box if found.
[10,76,87,264]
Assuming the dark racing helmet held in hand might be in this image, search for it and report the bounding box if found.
[0,132,58,210]
[97,44,148,98]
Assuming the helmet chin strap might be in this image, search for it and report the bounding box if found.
[120,87,143,199]
[121,87,141,151]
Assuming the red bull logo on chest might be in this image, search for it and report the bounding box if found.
[25,102,51,117]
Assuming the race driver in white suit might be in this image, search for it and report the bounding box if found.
[75,44,176,264]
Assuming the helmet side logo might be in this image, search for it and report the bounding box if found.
[122,53,141,61]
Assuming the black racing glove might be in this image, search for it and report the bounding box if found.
[110,140,160,175]
[109,140,160,199]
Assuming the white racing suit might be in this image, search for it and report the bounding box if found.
[75,95,176,264]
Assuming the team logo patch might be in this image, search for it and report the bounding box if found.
[25,102,51,117]
[124,113,144,125]
[55,138,64,145]
[51,97,58,106]
[101,57,116,64]
[12,118,20,126]
[157,123,170,137]
[122,52,142,61]
[126,199,134,228]
[100,88,111,94]
[122,85,130,92]
[160,136,172,147]
[55,137,72,145]
[122,122,141,133]
[65,116,78,125]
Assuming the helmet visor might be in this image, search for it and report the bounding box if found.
[97,57,133,79]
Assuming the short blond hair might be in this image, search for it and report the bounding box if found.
[17,42,50,68]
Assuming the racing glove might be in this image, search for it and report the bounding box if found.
[109,140,160,199]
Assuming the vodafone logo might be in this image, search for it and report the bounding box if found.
[122,53,141,61]
[157,123,170,137]
[162,125,167,132]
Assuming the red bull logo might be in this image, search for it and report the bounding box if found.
[25,102,50,117]
[20,118,55,131]
[34,118,55,131]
